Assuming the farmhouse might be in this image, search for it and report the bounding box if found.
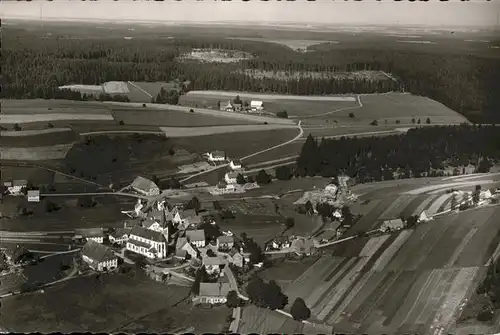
[271,236,291,250]
[315,228,338,244]
[228,248,244,268]
[126,226,167,259]
[6,180,27,196]
[75,228,105,244]
[208,151,226,162]
[131,176,160,196]
[175,237,198,259]
[291,237,316,256]
[27,190,40,202]
[216,235,234,251]
[108,228,131,245]
[211,181,237,195]
[229,160,242,170]
[202,255,226,275]
[380,218,405,232]
[250,100,264,112]
[186,229,206,248]
[462,163,476,175]
[81,240,118,272]
[224,172,238,184]
[220,101,235,112]
[173,209,202,230]
[197,282,231,305]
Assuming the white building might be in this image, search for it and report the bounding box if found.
[250,100,264,112]
[271,236,291,250]
[208,151,226,162]
[131,176,160,196]
[75,228,105,244]
[217,235,234,251]
[202,255,226,275]
[220,101,234,112]
[224,172,238,184]
[380,218,404,232]
[418,211,430,223]
[185,229,206,248]
[175,237,198,259]
[126,226,167,259]
[197,282,231,304]
[229,160,242,170]
[6,180,27,196]
[173,209,202,231]
[108,228,131,245]
[27,190,40,202]
[81,240,118,272]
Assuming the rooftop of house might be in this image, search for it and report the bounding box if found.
[228,247,241,257]
[150,208,166,223]
[210,150,225,157]
[186,229,205,242]
[110,228,131,239]
[199,282,231,297]
[75,227,104,237]
[27,190,40,196]
[231,160,242,165]
[217,235,234,244]
[131,176,158,192]
[81,240,116,263]
[176,237,188,249]
[226,172,239,179]
[383,218,404,226]
[12,180,28,187]
[202,255,226,266]
[179,209,197,218]
[274,235,290,244]
[130,226,166,243]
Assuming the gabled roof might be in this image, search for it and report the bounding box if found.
[199,282,230,297]
[274,235,290,244]
[12,180,28,187]
[186,229,205,242]
[225,172,238,179]
[210,150,225,158]
[179,209,197,218]
[150,208,165,224]
[203,255,226,266]
[27,190,40,197]
[131,176,158,192]
[130,226,166,243]
[81,240,116,263]
[110,228,131,239]
[231,159,242,165]
[217,235,234,244]
[176,237,188,249]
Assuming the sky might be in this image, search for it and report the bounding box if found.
[1,0,499,29]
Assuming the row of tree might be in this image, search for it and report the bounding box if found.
[3,30,499,123]
[296,125,500,182]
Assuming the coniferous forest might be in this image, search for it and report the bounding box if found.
[2,27,499,124]
[296,125,500,182]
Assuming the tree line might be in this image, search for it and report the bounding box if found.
[2,29,499,123]
[296,125,500,182]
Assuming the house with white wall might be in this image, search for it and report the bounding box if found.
[271,236,291,250]
[250,100,263,112]
[202,255,226,275]
[6,180,27,196]
[126,226,167,259]
[108,228,131,245]
[186,229,206,248]
[27,190,40,202]
[197,282,231,304]
[81,240,118,272]
[229,160,242,170]
[224,172,238,184]
[207,151,226,162]
[75,228,105,244]
[380,218,404,232]
[216,235,234,251]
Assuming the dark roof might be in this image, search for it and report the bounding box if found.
[128,238,152,249]
[199,282,230,297]
[217,235,234,244]
[150,208,165,224]
[110,228,131,239]
[130,226,166,243]
[211,150,225,157]
[186,229,205,242]
[226,172,238,179]
[13,180,27,187]
[81,240,116,263]
[131,176,159,192]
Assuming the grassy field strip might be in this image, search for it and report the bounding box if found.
[430,267,479,335]
[289,256,331,288]
[0,113,114,124]
[444,228,478,269]
[0,144,74,160]
[341,270,386,321]
[411,194,440,216]
[426,193,453,216]
[378,195,408,220]
[288,257,343,306]
[159,124,297,137]
[316,236,390,321]
[378,271,418,327]
[105,101,295,125]
[185,91,357,102]
[406,221,451,272]
[372,230,414,272]
[379,194,416,220]
[405,180,496,196]
[303,257,348,308]
[326,267,379,323]
[0,128,72,136]
[385,223,434,271]
[437,195,455,213]
[411,270,450,324]
[309,258,358,315]
[349,270,400,325]
[401,269,442,325]
[239,306,268,334]
[258,310,288,334]
[415,269,457,325]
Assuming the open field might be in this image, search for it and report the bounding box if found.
[217,213,284,247]
[0,128,73,137]
[267,204,500,333]
[239,305,303,334]
[0,129,77,147]
[1,99,112,114]
[1,165,55,185]
[111,108,258,127]
[0,272,228,333]
[226,37,334,50]
[241,142,302,166]
[161,124,297,137]
[1,144,75,161]
[185,90,359,102]
[0,113,114,124]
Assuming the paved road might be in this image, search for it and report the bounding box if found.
[40,191,149,200]
[80,130,164,136]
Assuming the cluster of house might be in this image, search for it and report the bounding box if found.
[1,180,40,202]
[219,100,264,114]
[205,150,249,194]
[130,176,161,197]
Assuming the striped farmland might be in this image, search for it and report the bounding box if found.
[285,256,334,300]
[379,194,417,220]
[426,193,453,216]
[444,228,478,269]
[372,230,413,272]
[411,194,440,216]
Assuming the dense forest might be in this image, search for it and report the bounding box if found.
[2,29,499,123]
[296,125,500,182]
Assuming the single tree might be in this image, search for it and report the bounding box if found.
[189,109,194,113]
[370,120,378,126]
[263,280,288,310]
[13,123,21,131]
[77,196,95,208]
[233,95,242,105]
[395,119,401,124]
[417,118,421,124]
[304,200,314,215]
[411,118,416,124]
[47,122,54,128]
[426,117,431,124]
[236,173,246,185]
[275,165,292,180]
[285,217,295,229]
[256,169,271,185]
[348,112,355,118]
[213,200,222,211]
[276,110,289,118]
[290,297,311,321]
[226,290,242,308]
